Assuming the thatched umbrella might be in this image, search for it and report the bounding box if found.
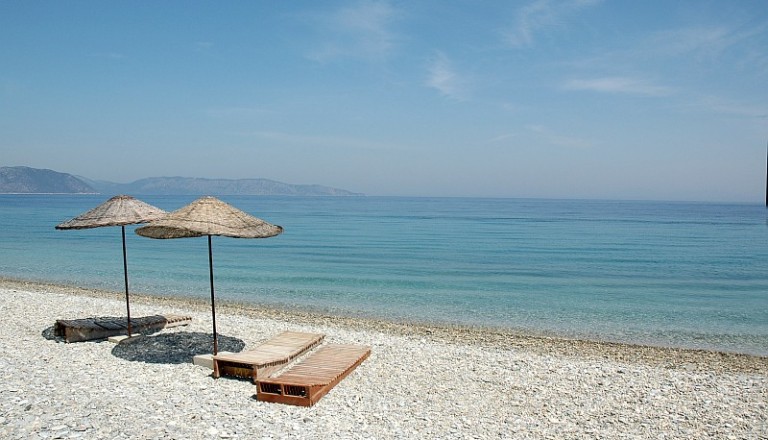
[135,196,282,354]
[56,195,167,337]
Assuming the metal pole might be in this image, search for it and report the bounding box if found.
[208,235,218,355]
[122,226,132,337]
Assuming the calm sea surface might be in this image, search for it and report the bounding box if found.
[1,194,767,355]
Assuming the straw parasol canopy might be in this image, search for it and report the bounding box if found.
[55,194,167,230]
[56,195,167,337]
[134,196,283,239]
[135,196,282,354]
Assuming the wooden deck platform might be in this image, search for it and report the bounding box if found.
[54,314,192,342]
[213,331,325,383]
[256,344,371,407]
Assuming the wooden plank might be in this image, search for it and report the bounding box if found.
[212,331,325,382]
[256,344,370,406]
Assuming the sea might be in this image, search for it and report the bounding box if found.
[1,194,767,356]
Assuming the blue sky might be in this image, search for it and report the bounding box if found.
[1,1,767,201]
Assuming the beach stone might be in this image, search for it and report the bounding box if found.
[0,282,767,439]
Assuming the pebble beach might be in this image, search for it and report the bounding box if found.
[0,278,766,439]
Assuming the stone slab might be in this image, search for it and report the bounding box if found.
[193,352,232,369]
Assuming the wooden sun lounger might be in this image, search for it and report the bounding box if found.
[256,344,371,407]
[212,331,325,383]
[53,314,192,342]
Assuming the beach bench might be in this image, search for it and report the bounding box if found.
[53,314,192,343]
[256,344,371,407]
[212,331,325,383]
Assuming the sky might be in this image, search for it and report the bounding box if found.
[1,1,767,201]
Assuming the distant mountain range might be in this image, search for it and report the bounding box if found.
[0,166,362,196]
[0,166,95,194]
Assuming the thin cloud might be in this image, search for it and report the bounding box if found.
[690,95,768,119]
[504,0,602,48]
[246,130,400,152]
[426,52,469,101]
[564,77,674,97]
[646,24,766,60]
[651,27,731,57]
[645,23,768,78]
[307,0,401,62]
[557,23,766,75]
[488,133,519,143]
[527,125,594,149]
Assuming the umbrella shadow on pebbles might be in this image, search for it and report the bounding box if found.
[111,332,245,364]
[135,196,282,356]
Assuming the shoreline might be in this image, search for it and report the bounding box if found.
[3,276,765,374]
[1,276,766,438]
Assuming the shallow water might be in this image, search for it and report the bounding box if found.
[1,194,766,355]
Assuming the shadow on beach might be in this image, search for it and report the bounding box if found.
[111,332,245,364]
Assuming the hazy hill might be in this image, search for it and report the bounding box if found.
[0,166,96,193]
[0,166,362,196]
[84,176,363,196]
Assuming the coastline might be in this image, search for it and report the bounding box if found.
[2,276,765,373]
[1,276,766,439]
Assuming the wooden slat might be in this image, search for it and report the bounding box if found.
[256,344,371,406]
[212,331,325,382]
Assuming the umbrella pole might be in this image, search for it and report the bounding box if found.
[122,226,132,338]
[208,235,218,355]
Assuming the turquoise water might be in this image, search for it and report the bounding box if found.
[1,194,767,355]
